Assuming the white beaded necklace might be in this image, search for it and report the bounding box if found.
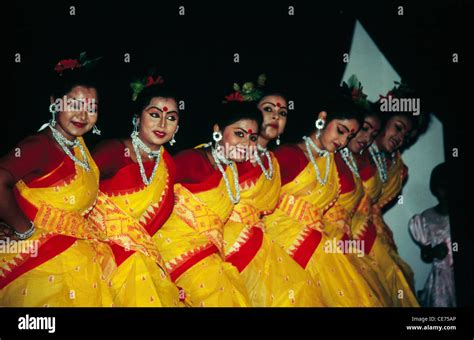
[303,136,331,186]
[368,143,388,183]
[340,147,360,178]
[211,147,240,204]
[254,144,273,180]
[48,125,90,172]
[131,131,162,186]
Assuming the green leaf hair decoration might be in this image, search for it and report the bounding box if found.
[342,74,371,111]
[224,74,267,103]
[130,77,148,102]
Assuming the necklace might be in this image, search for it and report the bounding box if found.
[368,143,388,183]
[303,136,330,186]
[211,147,240,204]
[254,144,273,180]
[131,132,162,186]
[340,147,360,178]
[48,125,90,172]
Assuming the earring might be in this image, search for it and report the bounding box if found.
[132,115,139,137]
[92,125,101,135]
[359,149,364,155]
[315,118,325,139]
[169,125,179,146]
[49,103,57,127]
[276,135,281,146]
[213,131,222,143]
[315,118,325,130]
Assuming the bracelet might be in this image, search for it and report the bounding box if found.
[13,221,36,240]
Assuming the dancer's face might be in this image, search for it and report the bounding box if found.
[215,119,259,162]
[376,115,412,153]
[137,97,179,148]
[317,112,359,153]
[258,95,288,141]
[51,86,98,140]
[348,115,381,154]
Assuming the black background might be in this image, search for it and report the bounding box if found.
[3,0,472,330]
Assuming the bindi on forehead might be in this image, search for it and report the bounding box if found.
[248,128,253,134]
[162,106,168,112]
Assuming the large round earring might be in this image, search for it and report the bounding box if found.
[169,125,179,146]
[131,115,139,137]
[276,135,281,146]
[315,118,325,130]
[213,131,222,143]
[49,103,57,127]
[92,125,101,135]
[315,118,325,139]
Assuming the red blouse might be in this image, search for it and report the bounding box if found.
[173,149,215,184]
[334,152,356,194]
[92,139,138,179]
[354,152,376,182]
[0,133,75,186]
[92,139,177,192]
[273,144,309,186]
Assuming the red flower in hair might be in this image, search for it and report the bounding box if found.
[54,59,82,74]
[379,90,394,100]
[224,91,244,102]
[351,88,360,100]
[145,75,164,87]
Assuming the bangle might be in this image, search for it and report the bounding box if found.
[14,221,36,240]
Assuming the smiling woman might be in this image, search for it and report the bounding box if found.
[90,74,185,307]
[0,53,114,307]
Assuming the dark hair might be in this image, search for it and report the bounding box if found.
[374,100,430,148]
[214,101,263,133]
[50,66,101,99]
[258,85,290,105]
[430,162,449,198]
[361,102,382,122]
[133,84,181,117]
[375,102,420,131]
[322,94,364,126]
[297,92,364,138]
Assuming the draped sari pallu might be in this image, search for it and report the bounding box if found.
[354,152,419,307]
[372,152,417,294]
[154,162,250,307]
[88,148,185,307]
[324,155,392,306]
[265,153,340,269]
[222,155,323,306]
[224,157,281,273]
[0,137,113,307]
[265,152,387,307]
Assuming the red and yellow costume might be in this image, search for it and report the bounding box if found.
[323,153,392,306]
[223,153,323,306]
[0,134,113,306]
[263,144,383,307]
[153,148,250,307]
[91,139,184,307]
[351,151,419,307]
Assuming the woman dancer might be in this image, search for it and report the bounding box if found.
[0,53,113,306]
[91,75,185,306]
[221,79,323,306]
[264,93,384,306]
